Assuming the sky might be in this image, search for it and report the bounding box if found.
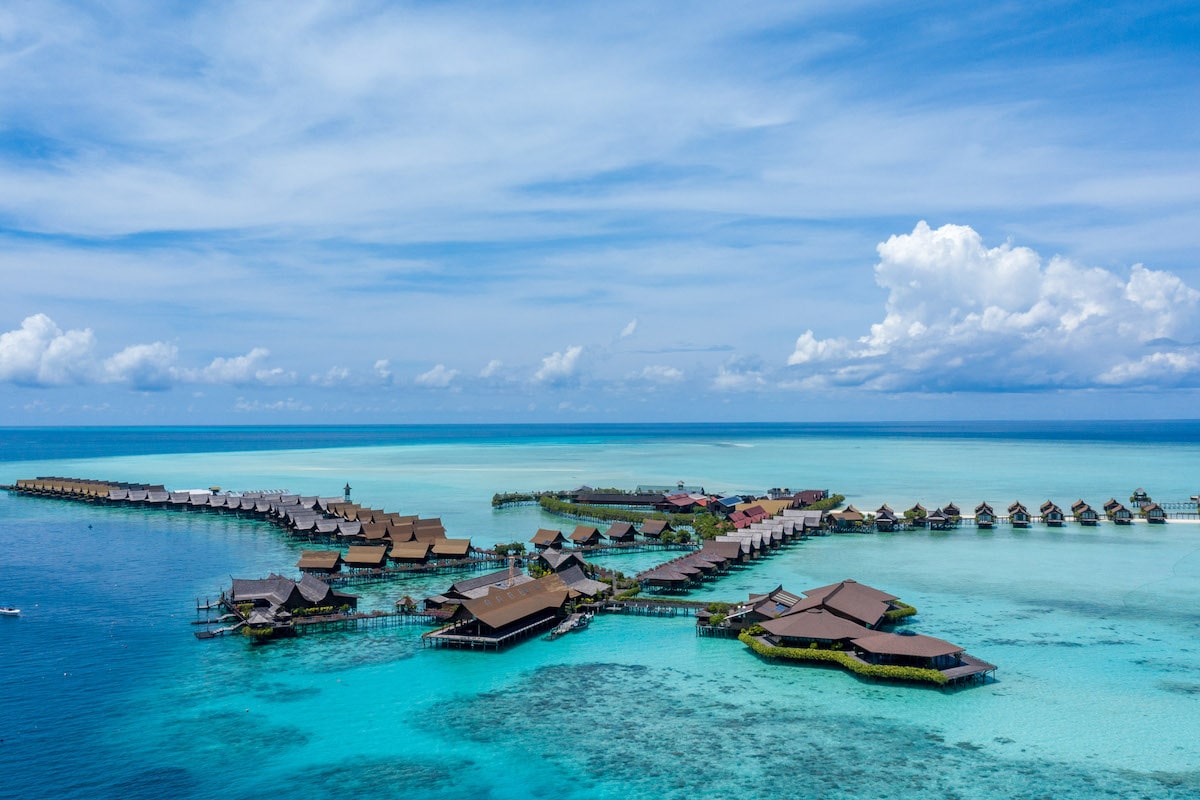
[1,0,1199,424]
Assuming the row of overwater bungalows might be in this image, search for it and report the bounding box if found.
[529,518,677,549]
[9,477,474,575]
[833,499,1166,531]
[636,510,824,592]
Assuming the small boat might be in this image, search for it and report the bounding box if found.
[0,606,20,616]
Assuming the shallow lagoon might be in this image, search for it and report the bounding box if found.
[2,425,1199,799]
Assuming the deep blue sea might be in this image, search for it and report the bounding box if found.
[2,423,1199,799]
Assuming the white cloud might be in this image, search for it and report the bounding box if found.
[620,319,638,338]
[103,342,179,391]
[415,364,458,387]
[194,348,294,386]
[373,359,392,381]
[638,364,684,383]
[480,359,503,378]
[0,314,96,386]
[534,345,583,383]
[787,221,1200,390]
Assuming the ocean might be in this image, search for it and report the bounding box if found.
[1,423,1198,799]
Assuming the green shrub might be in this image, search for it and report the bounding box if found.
[739,632,948,685]
[885,602,918,621]
[709,613,726,626]
[803,494,846,511]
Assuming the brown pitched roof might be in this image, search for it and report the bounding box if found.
[783,579,898,628]
[640,519,671,535]
[459,576,568,630]
[852,632,963,658]
[297,550,342,570]
[761,608,872,641]
[531,528,565,546]
[344,545,388,567]
[569,525,601,543]
[604,522,635,540]
[389,541,430,561]
[432,538,471,557]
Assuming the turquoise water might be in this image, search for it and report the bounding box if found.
[2,424,1199,798]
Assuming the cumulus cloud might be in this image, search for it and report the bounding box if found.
[480,359,503,378]
[0,314,96,386]
[534,345,583,383]
[415,364,459,387]
[638,364,684,383]
[193,347,294,386]
[103,342,179,391]
[373,359,392,381]
[787,221,1200,390]
[620,319,638,338]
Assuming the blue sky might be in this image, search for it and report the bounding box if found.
[1,1,1199,423]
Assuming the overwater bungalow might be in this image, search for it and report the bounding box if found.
[906,503,928,527]
[427,575,569,649]
[1108,501,1133,525]
[639,566,694,592]
[701,538,746,565]
[432,538,472,559]
[360,521,389,541]
[974,502,996,529]
[1040,501,1065,527]
[1143,502,1167,524]
[852,632,965,671]
[832,505,865,531]
[569,525,603,547]
[230,573,357,614]
[640,519,672,539]
[926,508,951,531]
[297,550,343,575]
[874,505,898,532]
[530,528,567,550]
[603,522,636,543]
[1008,501,1031,528]
[1131,488,1150,508]
[1071,500,1099,526]
[414,519,447,540]
[389,541,431,565]
[344,545,388,570]
[386,522,415,543]
[942,502,962,521]
[537,549,588,574]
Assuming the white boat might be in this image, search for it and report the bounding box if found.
[0,607,19,616]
